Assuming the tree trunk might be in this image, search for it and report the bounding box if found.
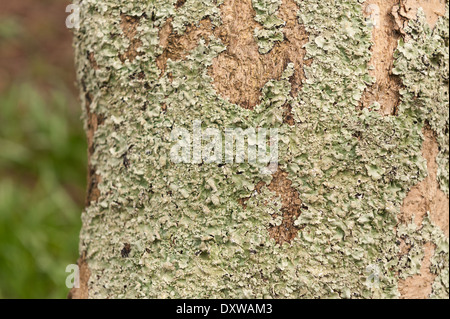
[70,0,449,299]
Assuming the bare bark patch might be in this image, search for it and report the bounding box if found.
[397,126,448,298]
[68,251,91,299]
[398,238,412,256]
[398,242,436,299]
[240,170,303,245]
[400,127,449,237]
[267,170,303,245]
[361,0,403,116]
[361,0,446,115]
[282,103,295,126]
[119,14,143,63]
[276,0,312,98]
[393,0,446,34]
[155,0,309,108]
[175,0,187,9]
[88,52,99,70]
[86,166,101,207]
[156,18,213,74]
[121,243,132,258]
[210,0,309,109]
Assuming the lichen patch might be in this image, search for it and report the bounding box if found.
[73,0,449,299]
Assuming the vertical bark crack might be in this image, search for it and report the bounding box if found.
[398,242,437,299]
[84,93,105,207]
[400,126,449,237]
[361,0,403,116]
[398,126,449,299]
[68,251,91,299]
[266,170,303,245]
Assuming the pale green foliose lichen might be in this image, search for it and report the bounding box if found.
[393,8,449,195]
[73,0,449,299]
[252,0,285,54]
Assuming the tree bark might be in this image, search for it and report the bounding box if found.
[71,0,449,299]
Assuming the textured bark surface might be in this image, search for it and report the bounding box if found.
[398,242,436,299]
[68,252,90,299]
[72,0,449,299]
[156,0,310,109]
[361,0,403,115]
[240,170,303,245]
[209,0,309,109]
[401,127,449,237]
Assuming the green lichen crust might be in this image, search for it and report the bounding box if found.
[252,0,285,54]
[394,9,449,195]
[74,0,449,298]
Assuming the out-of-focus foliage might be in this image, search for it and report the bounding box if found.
[0,0,86,299]
[0,83,86,298]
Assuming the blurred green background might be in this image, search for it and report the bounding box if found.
[0,1,86,298]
